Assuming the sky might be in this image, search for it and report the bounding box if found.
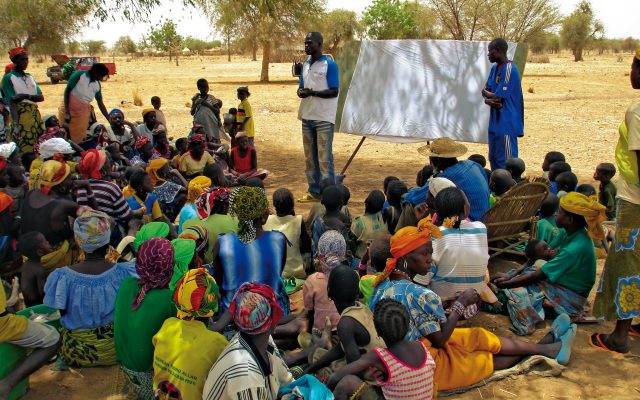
[83,0,640,46]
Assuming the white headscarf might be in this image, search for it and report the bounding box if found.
[428,177,456,198]
[0,142,17,159]
[39,138,74,160]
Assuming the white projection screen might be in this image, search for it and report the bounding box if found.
[336,40,523,144]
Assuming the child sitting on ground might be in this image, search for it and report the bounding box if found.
[171,138,188,169]
[229,132,268,181]
[327,298,435,400]
[542,151,566,179]
[350,190,389,263]
[338,184,352,221]
[593,162,617,220]
[382,176,400,210]
[125,170,169,225]
[383,180,407,234]
[311,185,352,259]
[548,161,571,194]
[359,236,392,306]
[494,239,557,284]
[489,169,516,206]
[505,157,526,183]
[555,171,578,198]
[576,184,596,197]
[18,232,52,307]
[306,265,386,396]
[536,193,562,244]
[0,163,27,215]
[468,153,491,180]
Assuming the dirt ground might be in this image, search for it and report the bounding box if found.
[12,52,640,399]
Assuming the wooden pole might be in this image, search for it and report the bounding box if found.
[340,136,366,176]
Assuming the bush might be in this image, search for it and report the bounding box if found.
[132,88,143,106]
[527,54,550,63]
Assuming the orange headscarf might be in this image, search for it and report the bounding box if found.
[78,149,107,179]
[373,217,441,287]
[8,48,27,60]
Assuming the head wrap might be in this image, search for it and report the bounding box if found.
[109,108,124,119]
[318,230,346,258]
[146,158,168,186]
[179,225,209,253]
[4,63,13,75]
[142,108,155,118]
[188,134,206,146]
[173,268,220,320]
[0,192,14,214]
[132,237,175,310]
[235,131,248,140]
[39,160,70,195]
[0,143,17,159]
[169,238,197,291]
[559,192,607,240]
[8,48,27,61]
[132,222,170,251]
[42,114,57,126]
[135,136,151,150]
[187,176,212,203]
[196,187,230,219]
[73,210,111,253]
[87,122,105,140]
[38,137,74,160]
[230,186,269,243]
[78,149,107,179]
[237,86,250,94]
[373,217,442,287]
[428,177,456,198]
[229,283,283,335]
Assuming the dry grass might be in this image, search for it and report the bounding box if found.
[132,87,142,106]
[527,53,550,63]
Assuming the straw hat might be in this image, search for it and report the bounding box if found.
[417,137,468,158]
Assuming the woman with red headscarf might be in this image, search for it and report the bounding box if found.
[1,48,44,155]
[367,218,578,393]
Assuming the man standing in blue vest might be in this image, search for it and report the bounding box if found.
[482,38,524,170]
[297,32,339,202]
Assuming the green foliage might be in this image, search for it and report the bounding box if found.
[113,36,137,54]
[408,2,442,39]
[560,0,604,61]
[66,40,82,55]
[482,0,561,42]
[183,37,220,54]
[0,0,90,55]
[64,0,195,22]
[316,9,361,52]
[82,40,106,55]
[428,0,490,40]
[621,37,640,53]
[527,31,561,54]
[361,0,418,40]
[148,20,184,56]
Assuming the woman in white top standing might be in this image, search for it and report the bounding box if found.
[1,47,44,157]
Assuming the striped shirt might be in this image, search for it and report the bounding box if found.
[76,179,132,220]
[202,333,293,400]
[415,221,490,301]
[374,343,435,400]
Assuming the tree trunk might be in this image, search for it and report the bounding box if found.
[176,53,179,66]
[227,36,231,62]
[169,51,173,61]
[573,47,583,62]
[260,41,271,82]
[252,43,257,62]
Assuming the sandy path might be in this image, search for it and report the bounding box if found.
[11,52,640,399]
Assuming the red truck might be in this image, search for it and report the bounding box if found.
[46,55,116,84]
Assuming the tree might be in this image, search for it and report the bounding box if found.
[408,2,442,39]
[66,40,81,55]
[621,37,640,53]
[560,1,604,62]
[148,20,184,64]
[113,35,137,54]
[481,0,561,42]
[184,37,215,55]
[361,0,418,40]
[316,9,361,53]
[82,40,106,55]
[197,0,323,82]
[0,0,90,55]
[427,0,492,40]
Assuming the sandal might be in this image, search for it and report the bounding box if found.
[588,333,629,355]
[298,193,320,203]
[556,323,577,366]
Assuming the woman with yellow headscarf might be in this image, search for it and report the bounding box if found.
[20,160,85,269]
[147,157,187,223]
[494,191,605,335]
[591,51,640,354]
[368,217,578,393]
[176,176,211,232]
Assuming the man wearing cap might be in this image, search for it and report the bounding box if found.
[482,38,524,170]
[236,86,255,147]
[297,32,339,202]
[420,138,490,221]
[137,108,165,141]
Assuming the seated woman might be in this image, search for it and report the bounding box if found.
[146,158,187,223]
[152,129,173,160]
[21,160,86,269]
[97,109,137,159]
[212,186,289,313]
[152,268,227,400]
[114,237,176,400]
[414,187,500,310]
[203,283,293,400]
[228,131,268,180]
[43,210,137,367]
[178,134,215,179]
[493,192,606,335]
[130,136,161,168]
[176,176,211,233]
[369,218,577,393]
